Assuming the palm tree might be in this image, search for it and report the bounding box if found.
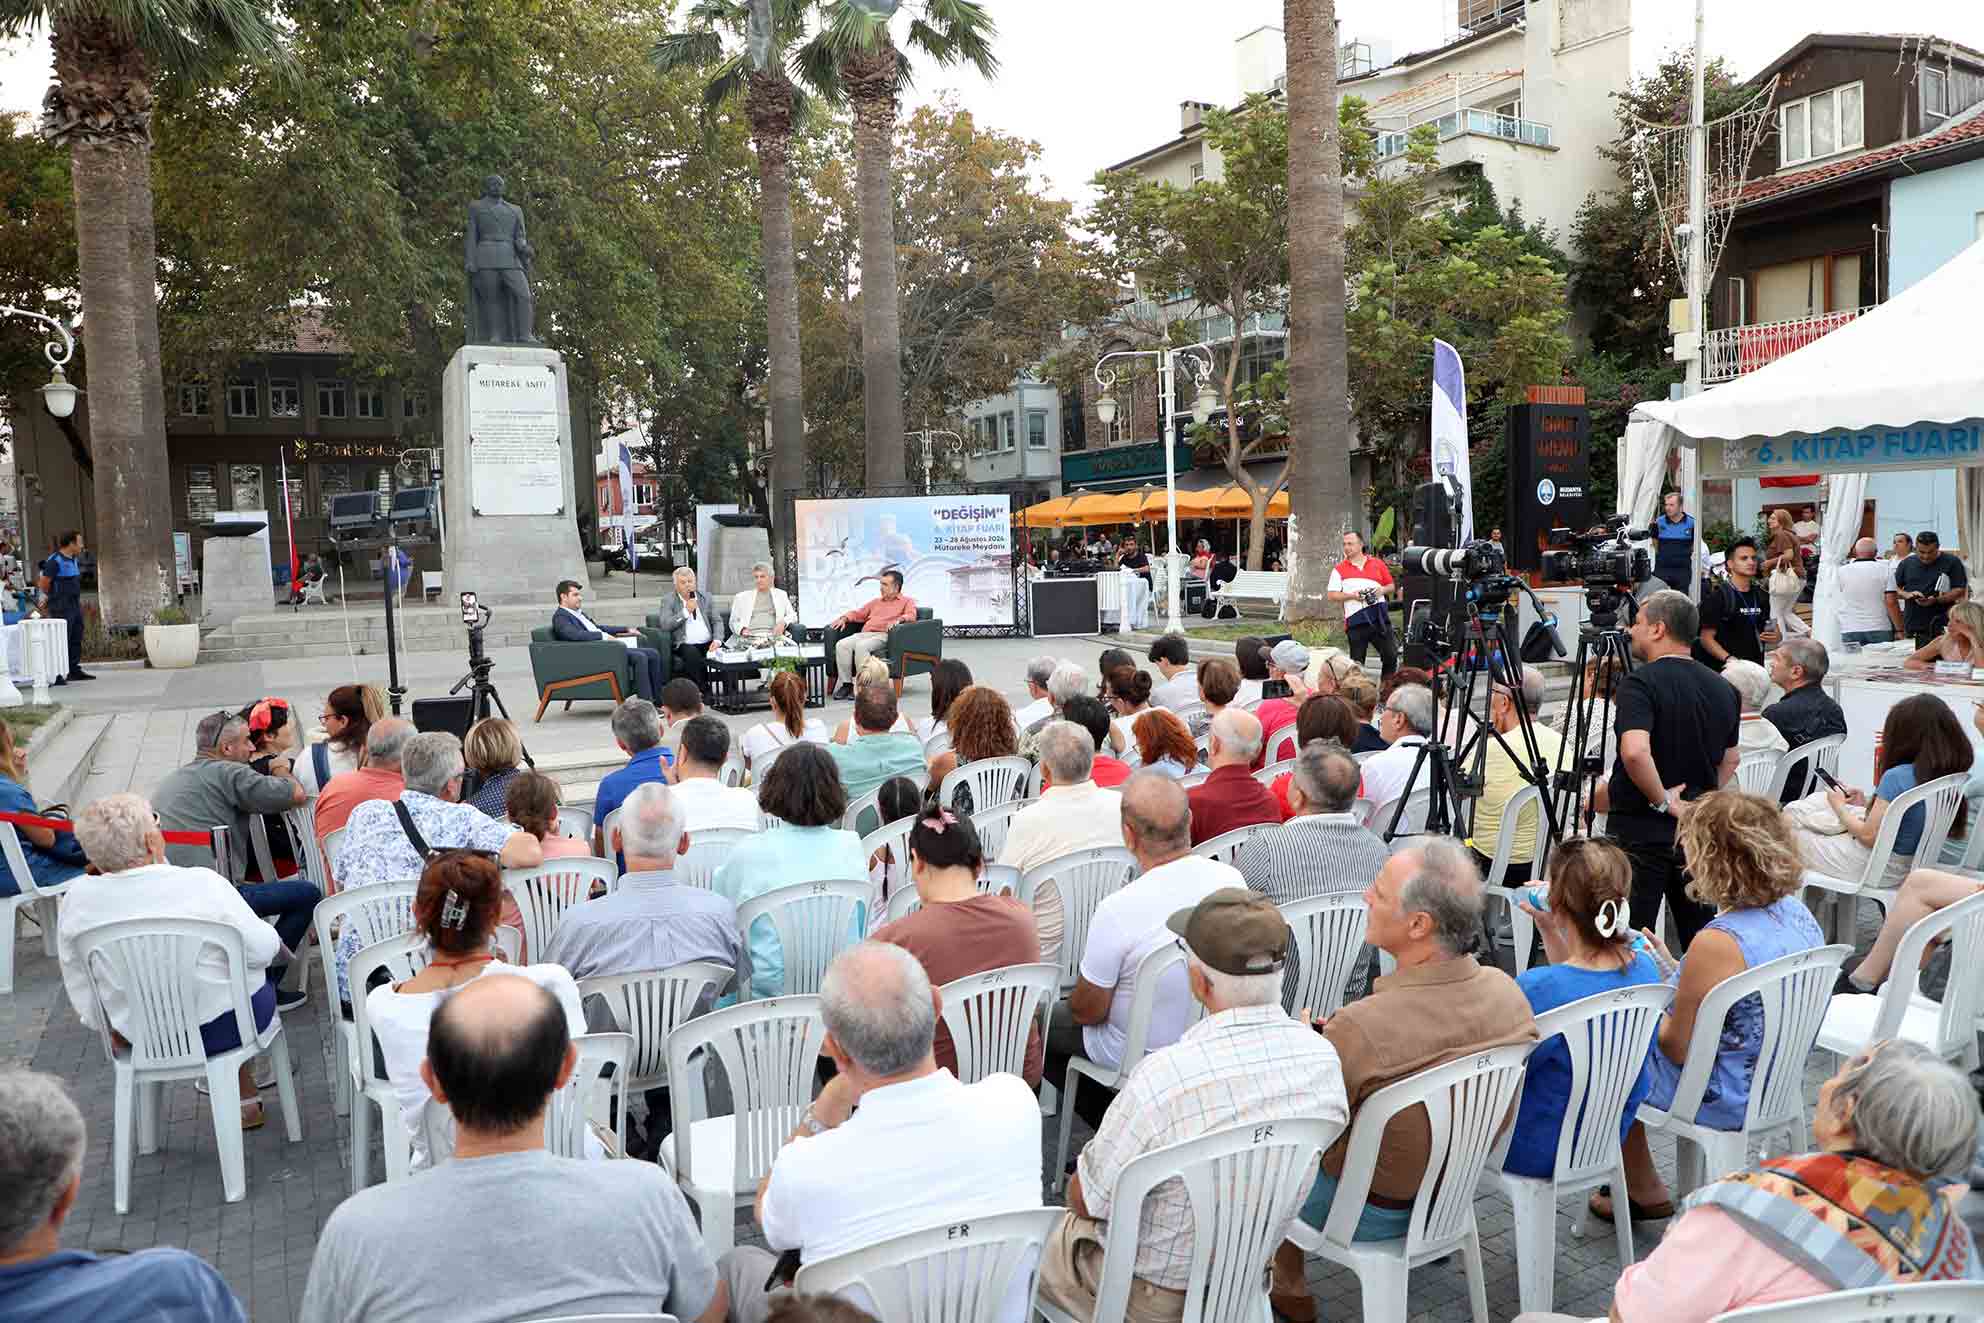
[3,1,283,628]
[655,0,815,573]
[798,0,995,490]
[1283,0,1354,623]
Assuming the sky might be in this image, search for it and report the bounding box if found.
[5,0,1984,209]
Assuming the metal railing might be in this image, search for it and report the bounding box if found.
[1375,108,1552,160]
[1702,306,1871,384]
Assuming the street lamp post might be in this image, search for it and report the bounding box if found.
[1092,344,1217,635]
[1,304,81,420]
[907,428,965,494]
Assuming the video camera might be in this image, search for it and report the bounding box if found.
[1400,539,1506,582]
[1539,515,1653,589]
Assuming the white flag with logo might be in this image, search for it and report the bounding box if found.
[1430,339,1474,544]
[617,440,640,570]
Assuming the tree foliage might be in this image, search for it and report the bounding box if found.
[0,115,77,428]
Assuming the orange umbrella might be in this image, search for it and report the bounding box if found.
[1206,483,1290,518]
[1019,489,1090,528]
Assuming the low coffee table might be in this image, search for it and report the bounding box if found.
[706,643,828,715]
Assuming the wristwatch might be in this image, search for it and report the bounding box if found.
[797,1105,827,1137]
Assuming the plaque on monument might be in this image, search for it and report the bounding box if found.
[467,363,564,516]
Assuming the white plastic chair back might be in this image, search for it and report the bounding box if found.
[938,963,1059,1085]
[1021,846,1137,990]
[843,785,883,835]
[1254,756,1297,787]
[502,857,619,959]
[941,756,1032,814]
[1174,700,1210,735]
[283,801,326,886]
[1827,888,1984,1064]
[1025,760,1046,799]
[922,727,953,761]
[1279,893,1370,1020]
[74,918,266,1073]
[1266,725,1299,765]
[1351,796,1374,822]
[970,801,1026,862]
[1528,985,1670,1187]
[1480,783,1544,971]
[524,1315,677,1323]
[797,1208,1064,1323]
[665,995,827,1192]
[1353,750,1381,765]
[323,826,349,886]
[0,821,73,994]
[1770,733,1846,802]
[579,961,732,1094]
[1821,773,1969,892]
[1734,749,1780,795]
[1178,769,1212,789]
[1192,822,1269,866]
[980,862,1028,902]
[1194,731,1212,767]
[1117,941,1202,1078]
[245,814,281,886]
[1371,786,1432,839]
[735,880,873,999]
[678,829,747,891]
[545,1031,632,1159]
[861,813,919,897]
[557,804,594,842]
[1708,1280,1984,1322]
[311,882,418,1010]
[719,753,747,788]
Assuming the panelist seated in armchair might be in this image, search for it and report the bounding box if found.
[728,562,797,648]
[656,566,717,694]
[551,579,664,702]
[827,569,918,699]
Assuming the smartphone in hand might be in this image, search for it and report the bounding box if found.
[1815,767,1845,793]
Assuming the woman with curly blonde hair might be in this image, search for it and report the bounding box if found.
[927,685,1019,810]
[1594,789,1824,1224]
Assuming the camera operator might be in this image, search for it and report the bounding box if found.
[1692,537,1769,674]
[1591,589,1740,947]
[1327,531,1397,678]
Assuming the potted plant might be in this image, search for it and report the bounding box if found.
[143,606,199,670]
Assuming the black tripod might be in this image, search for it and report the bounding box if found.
[1548,589,1639,836]
[449,602,534,768]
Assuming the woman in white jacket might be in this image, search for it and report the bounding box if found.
[728,561,797,645]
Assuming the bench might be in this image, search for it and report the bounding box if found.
[1207,569,1290,621]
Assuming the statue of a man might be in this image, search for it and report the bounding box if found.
[464,174,539,346]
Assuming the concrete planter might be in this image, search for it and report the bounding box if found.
[143,623,200,669]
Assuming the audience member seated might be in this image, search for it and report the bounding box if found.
[0,720,86,901]
[1467,666,1561,886]
[1599,790,1824,1224]
[714,744,866,1000]
[1130,708,1196,780]
[916,658,972,746]
[1379,666,1432,704]
[236,698,306,876]
[1014,656,1059,732]
[1061,694,1132,789]
[743,671,828,775]
[826,568,918,698]
[827,685,926,803]
[551,577,665,702]
[1019,660,1090,762]
[927,685,1019,811]
[503,771,591,861]
[315,718,412,864]
[866,777,926,903]
[302,974,723,1323]
[365,852,585,1171]
[152,712,316,982]
[1240,743,1388,908]
[1905,599,1984,671]
[1723,659,1789,759]
[871,794,1043,1086]
[1359,683,1435,821]
[1837,856,1984,995]
[292,685,371,797]
[1195,655,1240,727]
[341,732,542,891]
[1048,774,1244,1133]
[60,795,286,1129]
[1597,1040,1980,1322]
[1233,635,1270,707]
[669,716,759,831]
[1340,671,1386,754]
[1271,839,1537,1321]
[1266,695,1361,819]
[997,719,1126,967]
[1042,890,1347,1323]
[659,677,706,764]
[1101,664,1153,764]
[592,698,674,860]
[1791,693,1971,885]
[831,657,914,742]
[1503,838,1661,1180]
[1252,640,1314,763]
[0,1068,246,1321]
[1186,709,1280,845]
[463,717,526,819]
[719,943,1042,1323]
[1305,648,1360,698]
[658,565,717,694]
[1148,633,1199,710]
[728,561,796,647]
[1762,638,1846,752]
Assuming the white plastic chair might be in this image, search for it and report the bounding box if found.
[283,801,327,888]
[1287,1043,1536,1323]
[1177,768,1213,789]
[544,1031,632,1160]
[1279,892,1370,1020]
[719,752,747,788]
[980,862,1027,901]
[1370,787,1431,842]
[797,1207,1063,1323]
[1037,1118,1344,1323]
[677,829,747,891]
[735,880,872,999]
[861,813,919,907]
[1020,846,1137,992]
[1769,733,1846,802]
[1024,760,1046,799]
[1709,1280,1984,1322]
[1479,783,1544,974]
[970,801,1026,862]
[1052,942,1204,1195]
[502,857,619,961]
[245,814,281,886]
[578,961,732,1113]
[842,785,883,836]
[347,930,432,1191]
[1194,731,1212,767]
[922,727,953,761]
[940,755,1032,815]
[311,882,417,1118]
[529,1314,676,1322]
[1638,943,1851,1199]
[659,994,827,1256]
[1494,985,1671,1314]
[1733,749,1780,795]
[1191,821,1270,866]
[938,963,1058,1085]
[1816,887,1984,1071]
[557,804,594,843]
[0,821,73,995]
[1802,773,1969,942]
[322,826,349,888]
[1254,755,1297,787]
[1266,725,1299,765]
[73,917,305,1212]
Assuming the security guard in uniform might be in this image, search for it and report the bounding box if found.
[36,530,92,683]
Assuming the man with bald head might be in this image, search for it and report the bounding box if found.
[314,717,414,852]
[301,975,724,1323]
[1838,535,1903,645]
[1186,707,1280,844]
[1047,772,1248,1133]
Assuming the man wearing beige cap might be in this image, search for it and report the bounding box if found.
[1038,888,1347,1323]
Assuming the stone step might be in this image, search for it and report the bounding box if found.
[28,710,114,806]
[196,600,660,663]
[525,747,624,794]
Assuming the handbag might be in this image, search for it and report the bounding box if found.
[1769,565,1801,596]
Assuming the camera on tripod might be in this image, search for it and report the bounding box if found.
[1400,540,1507,582]
[1539,515,1652,588]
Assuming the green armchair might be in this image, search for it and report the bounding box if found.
[528,627,639,721]
[822,607,944,694]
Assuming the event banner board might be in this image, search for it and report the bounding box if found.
[794,495,1015,629]
[1504,403,1591,571]
[467,364,564,516]
[1716,420,1984,479]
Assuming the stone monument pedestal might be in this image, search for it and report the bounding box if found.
[201,537,276,627]
[442,344,588,606]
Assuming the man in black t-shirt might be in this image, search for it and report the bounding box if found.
[1692,537,1769,673]
[1117,536,1152,580]
[1891,529,1969,648]
[1597,589,1741,948]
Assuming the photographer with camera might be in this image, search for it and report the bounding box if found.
[1327,531,1397,678]
[1692,537,1770,675]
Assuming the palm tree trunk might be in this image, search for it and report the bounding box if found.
[844,46,906,490]
[1284,0,1354,623]
[749,72,806,573]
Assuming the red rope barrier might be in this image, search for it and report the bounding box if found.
[0,808,217,847]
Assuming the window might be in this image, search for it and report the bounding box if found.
[229,464,264,512]
[269,378,301,418]
[1492,96,1521,124]
[1001,414,1016,452]
[403,390,429,420]
[1728,275,1747,327]
[354,384,386,420]
[1027,410,1049,449]
[1189,163,1204,184]
[186,465,218,522]
[177,382,210,417]
[316,379,347,419]
[318,463,352,517]
[636,481,655,506]
[1780,82,1863,167]
[226,380,258,419]
[1924,66,1949,118]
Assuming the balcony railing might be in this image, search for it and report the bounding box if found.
[1702,306,1871,384]
[1375,109,1552,160]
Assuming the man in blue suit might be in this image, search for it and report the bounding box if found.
[551,579,664,701]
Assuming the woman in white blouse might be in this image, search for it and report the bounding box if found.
[742,670,828,773]
[292,684,370,796]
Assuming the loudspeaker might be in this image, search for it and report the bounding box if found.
[412,696,475,741]
[1410,480,1455,548]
